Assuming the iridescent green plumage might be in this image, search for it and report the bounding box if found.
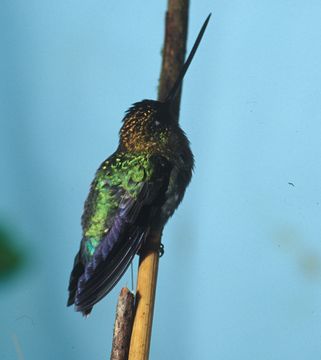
[82,152,156,260]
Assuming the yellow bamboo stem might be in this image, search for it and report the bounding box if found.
[128,233,160,360]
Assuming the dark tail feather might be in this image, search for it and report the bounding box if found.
[81,307,92,317]
[67,251,84,306]
[165,13,211,103]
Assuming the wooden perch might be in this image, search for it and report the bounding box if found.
[128,1,189,359]
[110,288,135,360]
[158,0,189,119]
[127,231,162,360]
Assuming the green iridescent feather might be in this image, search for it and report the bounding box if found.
[81,152,154,259]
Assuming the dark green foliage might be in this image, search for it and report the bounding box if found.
[0,224,24,281]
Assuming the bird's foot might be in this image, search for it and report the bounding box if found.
[138,241,164,257]
[158,243,164,258]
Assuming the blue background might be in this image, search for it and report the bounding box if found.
[1,1,321,359]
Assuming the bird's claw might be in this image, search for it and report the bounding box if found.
[158,243,164,257]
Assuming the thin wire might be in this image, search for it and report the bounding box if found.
[130,262,134,292]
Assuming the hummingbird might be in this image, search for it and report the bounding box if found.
[67,14,211,316]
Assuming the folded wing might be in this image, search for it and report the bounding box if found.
[67,153,171,315]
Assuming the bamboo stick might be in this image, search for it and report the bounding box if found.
[128,233,161,360]
[128,1,189,359]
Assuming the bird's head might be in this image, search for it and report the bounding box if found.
[119,100,173,153]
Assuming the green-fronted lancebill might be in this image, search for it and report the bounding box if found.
[67,14,211,316]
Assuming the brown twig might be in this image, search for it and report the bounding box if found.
[110,288,135,360]
[158,0,189,119]
[128,1,189,359]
